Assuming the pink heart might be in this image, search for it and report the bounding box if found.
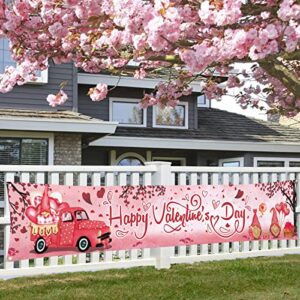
[202,190,208,198]
[212,200,220,210]
[143,202,151,211]
[275,203,281,213]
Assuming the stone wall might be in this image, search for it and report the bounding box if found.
[54,133,82,165]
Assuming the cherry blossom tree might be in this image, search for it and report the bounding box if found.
[0,0,299,116]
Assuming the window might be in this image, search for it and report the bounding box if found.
[222,161,241,167]
[62,212,73,222]
[0,138,48,165]
[152,157,186,166]
[219,157,244,167]
[254,157,300,167]
[153,102,188,129]
[118,158,143,166]
[257,161,284,167]
[109,98,146,127]
[75,210,89,220]
[0,38,48,84]
[290,161,300,167]
[0,38,15,73]
[197,95,209,107]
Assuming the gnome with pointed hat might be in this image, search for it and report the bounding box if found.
[270,207,281,238]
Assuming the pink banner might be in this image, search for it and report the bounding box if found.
[7,181,296,261]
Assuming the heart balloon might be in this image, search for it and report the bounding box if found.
[25,207,38,223]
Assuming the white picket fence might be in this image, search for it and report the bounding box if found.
[0,162,299,278]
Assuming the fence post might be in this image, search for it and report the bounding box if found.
[145,161,173,269]
[4,173,14,269]
[296,173,300,246]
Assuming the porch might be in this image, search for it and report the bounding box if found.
[0,162,300,278]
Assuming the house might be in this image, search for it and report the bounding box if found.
[0,50,300,169]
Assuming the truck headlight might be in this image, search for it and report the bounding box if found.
[97,230,102,238]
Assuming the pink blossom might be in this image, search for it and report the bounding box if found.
[134,68,146,79]
[0,0,298,116]
[47,90,68,107]
[89,83,108,101]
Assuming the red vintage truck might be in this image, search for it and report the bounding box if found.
[30,207,112,254]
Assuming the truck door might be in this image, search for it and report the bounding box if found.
[59,211,75,246]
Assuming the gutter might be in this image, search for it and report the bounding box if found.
[0,118,118,134]
[89,135,300,153]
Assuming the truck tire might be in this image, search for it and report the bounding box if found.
[77,237,90,252]
[35,237,47,254]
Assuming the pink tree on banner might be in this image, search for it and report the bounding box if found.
[0,0,299,115]
[258,180,297,236]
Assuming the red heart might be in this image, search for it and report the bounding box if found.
[97,188,105,198]
[14,238,19,242]
[82,192,92,205]
[25,207,38,223]
[235,189,244,199]
[20,226,27,234]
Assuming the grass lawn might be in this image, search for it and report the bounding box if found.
[0,255,299,300]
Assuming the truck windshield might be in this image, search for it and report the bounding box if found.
[75,210,89,220]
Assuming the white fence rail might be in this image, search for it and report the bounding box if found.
[0,162,299,278]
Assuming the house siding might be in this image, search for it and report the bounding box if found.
[0,63,76,111]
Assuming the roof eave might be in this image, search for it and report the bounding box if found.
[89,135,300,153]
[0,118,118,134]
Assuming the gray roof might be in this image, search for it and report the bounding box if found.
[113,108,300,144]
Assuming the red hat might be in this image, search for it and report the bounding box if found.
[40,185,50,213]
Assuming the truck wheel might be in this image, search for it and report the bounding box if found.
[77,237,90,252]
[35,237,47,254]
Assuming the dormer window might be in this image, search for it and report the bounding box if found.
[153,102,188,129]
[197,95,209,107]
[109,98,146,127]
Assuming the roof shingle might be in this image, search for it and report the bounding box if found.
[113,108,300,144]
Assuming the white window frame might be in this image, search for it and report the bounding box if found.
[109,98,147,128]
[152,156,186,166]
[219,157,244,167]
[28,68,48,85]
[254,157,300,167]
[0,131,54,165]
[197,95,209,108]
[153,101,188,129]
